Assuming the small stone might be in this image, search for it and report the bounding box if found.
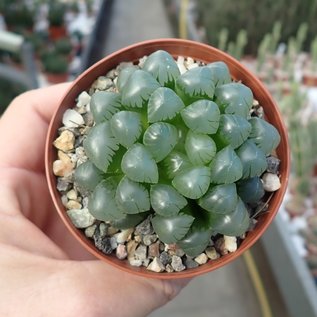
[81,196,89,208]
[266,156,280,174]
[262,173,281,192]
[115,228,134,244]
[62,109,85,128]
[135,217,153,235]
[205,247,220,260]
[53,130,75,152]
[134,245,147,261]
[148,241,160,258]
[128,257,143,267]
[61,194,68,206]
[110,237,118,250]
[94,236,113,254]
[143,258,150,267]
[85,224,97,238]
[147,257,165,273]
[127,240,139,258]
[215,236,238,255]
[187,63,199,70]
[165,264,174,273]
[67,208,95,228]
[56,177,71,192]
[92,76,113,91]
[159,251,172,266]
[83,112,94,127]
[107,226,119,236]
[53,151,74,177]
[66,200,82,210]
[171,255,186,272]
[116,244,128,260]
[134,235,142,243]
[76,91,91,107]
[99,222,108,237]
[184,257,199,269]
[143,234,157,246]
[66,189,77,200]
[194,253,208,265]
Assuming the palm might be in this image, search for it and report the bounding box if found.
[0,84,188,317]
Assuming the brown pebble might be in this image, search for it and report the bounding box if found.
[148,241,160,258]
[53,130,75,152]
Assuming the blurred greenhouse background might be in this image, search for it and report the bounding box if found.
[1,0,317,316]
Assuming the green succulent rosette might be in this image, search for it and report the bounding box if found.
[74,50,281,257]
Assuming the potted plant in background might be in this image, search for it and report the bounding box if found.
[48,2,66,41]
[46,39,289,278]
[42,51,68,84]
[54,37,73,61]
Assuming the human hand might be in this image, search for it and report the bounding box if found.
[0,84,189,317]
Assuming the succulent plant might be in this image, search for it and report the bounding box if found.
[74,50,281,257]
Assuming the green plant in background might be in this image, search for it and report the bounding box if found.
[310,36,317,71]
[42,52,68,74]
[269,21,282,54]
[278,83,314,197]
[74,50,281,257]
[227,30,248,60]
[195,0,317,55]
[256,34,271,72]
[54,37,73,56]
[48,2,66,27]
[218,28,229,52]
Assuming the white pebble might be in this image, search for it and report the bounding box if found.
[262,173,281,192]
[194,253,208,265]
[115,228,134,244]
[62,109,84,128]
[67,208,95,228]
[116,244,128,260]
[187,62,199,70]
[147,257,165,273]
[223,236,238,253]
[76,91,91,107]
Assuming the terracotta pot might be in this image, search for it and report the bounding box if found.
[45,39,290,279]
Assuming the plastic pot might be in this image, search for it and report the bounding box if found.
[45,38,290,279]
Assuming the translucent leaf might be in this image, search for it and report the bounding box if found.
[143,122,178,162]
[121,70,160,108]
[209,198,250,236]
[209,146,243,184]
[248,117,281,154]
[115,176,150,214]
[180,99,220,134]
[172,166,211,199]
[83,122,119,172]
[88,178,124,221]
[121,143,158,183]
[110,111,143,148]
[236,140,268,179]
[214,114,251,149]
[175,66,215,104]
[185,130,217,165]
[177,227,212,257]
[142,50,180,86]
[74,161,104,191]
[148,87,185,123]
[151,213,194,244]
[116,65,138,92]
[150,184,187,217]
[112,213,148,229]
[206,61,231,86]
[90,91,121,123]
[163,151,192,179]
[198,183,238,214]
[237,177,265,204]
[214,82,253,117]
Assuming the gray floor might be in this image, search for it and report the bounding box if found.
[101,1,289,316]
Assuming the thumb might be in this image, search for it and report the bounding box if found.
[78,260,190,317]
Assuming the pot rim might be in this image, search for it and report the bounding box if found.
[45,38,290,279]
